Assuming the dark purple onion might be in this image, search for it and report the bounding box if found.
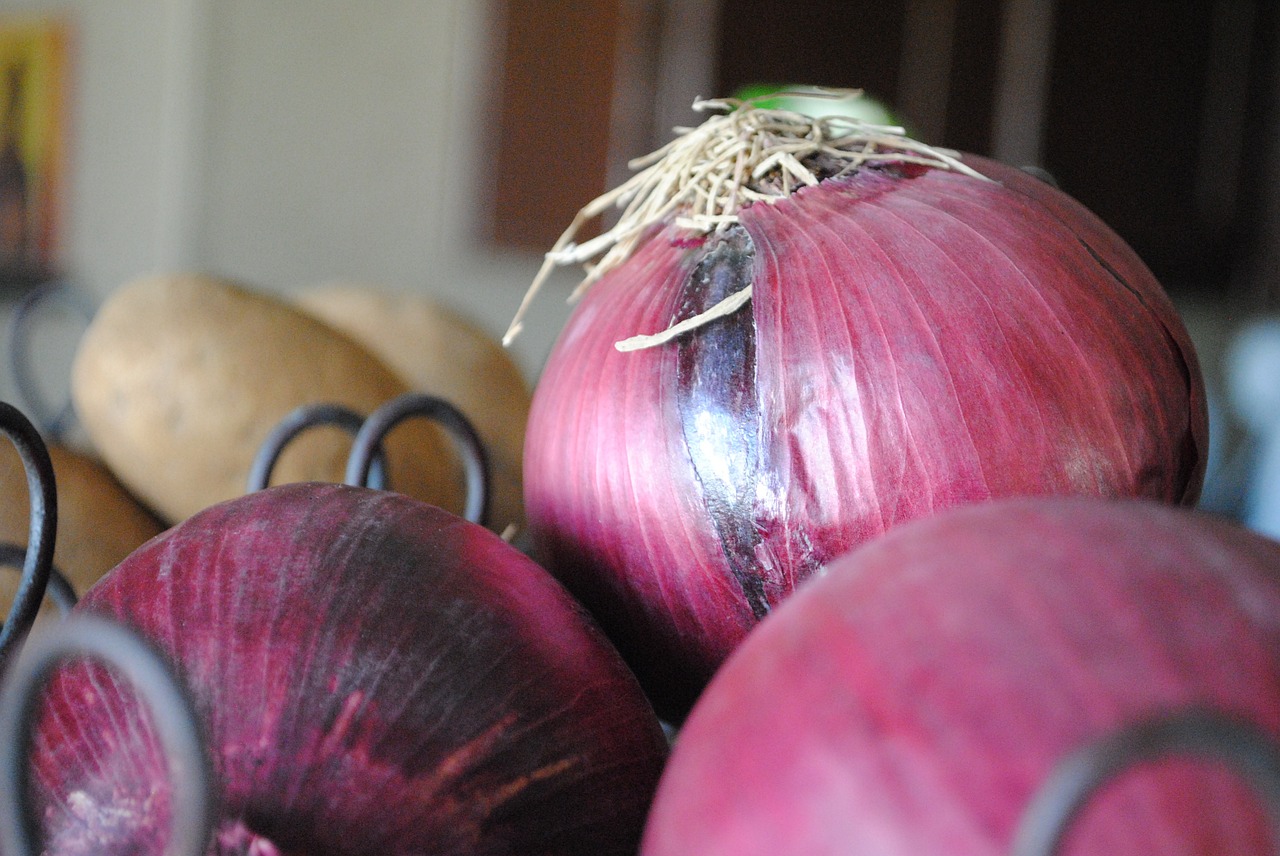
[23,483,668,854]
[525,155,1207,719]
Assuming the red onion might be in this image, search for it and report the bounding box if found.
[640,496,1280,855]
[0,614,216,856]
[512,93,1208,718]
[19,483,669,854]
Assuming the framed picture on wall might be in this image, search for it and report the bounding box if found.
[0,17,67,293]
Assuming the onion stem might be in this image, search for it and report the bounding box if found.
[615,284,753,353]
[504,88,985,349]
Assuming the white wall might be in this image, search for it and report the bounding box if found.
[192,1,579,374]
[0,0,580,415]
[2,0,170,296]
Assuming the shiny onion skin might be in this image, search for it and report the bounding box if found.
[640,497,1280,856]
[525,156,1208,719]
[23,483,669,855]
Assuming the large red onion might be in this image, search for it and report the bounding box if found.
[640,496,1280,855]
[517,96,1207,717]
[19,483,669,854]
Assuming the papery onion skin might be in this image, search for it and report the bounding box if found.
[524,155,1208,719]
[640,496,1280,855]
[23,483,669,855]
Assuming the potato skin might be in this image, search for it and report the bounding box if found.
[296,284,532,534]
[0,443,165,618]
[71,273,462,523]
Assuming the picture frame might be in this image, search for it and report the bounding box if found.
[0,17,67,293]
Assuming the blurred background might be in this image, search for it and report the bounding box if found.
[0,0,1276,528]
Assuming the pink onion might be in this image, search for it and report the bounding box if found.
[19,482,669,854]
[1010,710,1280,856]
[516,96,1207,718]
[640,496,1280,855]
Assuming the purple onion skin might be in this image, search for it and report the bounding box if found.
[641,497,1280,855]
[524,156,1208,720]
[23,483,669,855]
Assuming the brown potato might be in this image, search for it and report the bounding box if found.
[71,273,463,523]
[296,283,531,535]
[0,442,165,619]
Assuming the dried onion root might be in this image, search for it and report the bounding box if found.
[503,88,984,350]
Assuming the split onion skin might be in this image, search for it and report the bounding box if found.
[25,483,668,855]
[524,155,1208,719]
[640,496,1280,855]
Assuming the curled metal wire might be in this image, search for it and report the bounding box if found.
[5,280,96,443]
[345,392,490,527]
[0,614,216,855]
[1011,708,1280,856]
[247,402,388,493]
[0,402,56,671]
[0,543,76,615]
